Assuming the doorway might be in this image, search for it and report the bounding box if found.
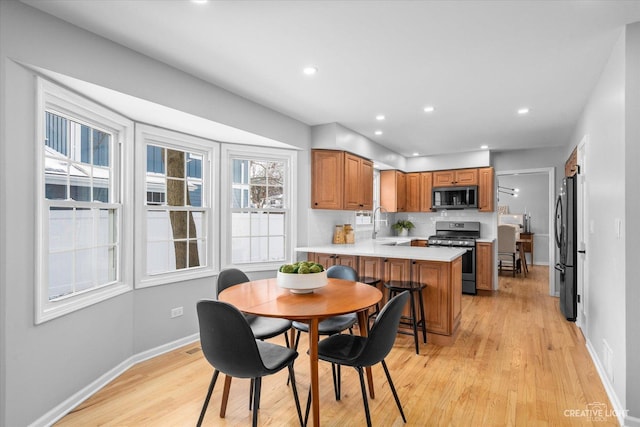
[496,168,556,296]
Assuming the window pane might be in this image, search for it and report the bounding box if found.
[250,211,268,236]
[45,158,69,200]
[97,209,116,246]
[188,241,201,268]
[166,149,185,178]
[191,211,204,239]
[232,212,250,237]
[49,251,73,300]
[173,241,187,270]
[232,237,251,264]
[75,248,95,292]
[81,125,91,163]
[147,145,165,174]
[269,236,285,261]
[45,112,68,156]
[147,210,173,241]
[93,167,110,202]
[166,178,185,206]
[232,188,242,208]
[147,241,173,275]
[75,208,93,249]
[49,207,74,251]
[187,153,202,179]
[92,129,110,167]
[187,182,202,207]
[250,237,268,262]
[169,211,188,239]
[96,246,116,285]
[269,212,285,235]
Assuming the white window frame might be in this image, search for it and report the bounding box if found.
[35,78,134,324]
[220,144,297,272]
[135,124,218,288]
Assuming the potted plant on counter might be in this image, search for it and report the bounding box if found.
[392,220,415,237]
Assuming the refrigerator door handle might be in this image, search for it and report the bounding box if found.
[554,263,565,273]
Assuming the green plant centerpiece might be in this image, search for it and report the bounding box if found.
[277,261,327,293]
[392,219,415,236]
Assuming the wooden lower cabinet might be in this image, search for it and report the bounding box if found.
[476,242,494,291]
[308,253,357,269]
[308,253,462,339]
[413,257,462,336]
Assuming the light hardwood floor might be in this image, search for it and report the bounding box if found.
[56,266,618,426]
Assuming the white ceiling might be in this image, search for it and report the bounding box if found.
[22,0,640,157]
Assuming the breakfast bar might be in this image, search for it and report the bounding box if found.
[295,240,466,345]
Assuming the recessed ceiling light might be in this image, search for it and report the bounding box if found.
[375,130,383,136]
[514,188,520,193]
[423,106,435,113]
[480,145,489,150]
[412,152,420,156]
[517,107,530,115]
[376,114,385,121]
[303,66,318,76]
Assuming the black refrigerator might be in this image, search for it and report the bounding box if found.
[554,175,577,321]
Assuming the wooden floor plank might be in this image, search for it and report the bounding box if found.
[55,266,618,426]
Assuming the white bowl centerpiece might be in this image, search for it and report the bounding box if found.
[277,262,327,294]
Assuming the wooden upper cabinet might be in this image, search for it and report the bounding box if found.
[433,168,478,187]
[312,150,373,210]
[405,173,421,212]
[380,170,406,212]
[420,172,433,212]
[478,167,495,212]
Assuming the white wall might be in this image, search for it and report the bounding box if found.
[567,26,632,422]
[0,2,310,426]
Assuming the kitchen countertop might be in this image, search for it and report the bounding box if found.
[295,238,466,262]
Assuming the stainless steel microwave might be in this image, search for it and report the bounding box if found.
[432,186,478,210]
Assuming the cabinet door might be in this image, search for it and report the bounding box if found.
[405,173,420,212]
[478,167,494,212]
[419,172,433,212]
[411,240,428,247]
[313,253,337,269]
[343,153,362,210]
[361,159,374,210]
[358,256,383,281]
[433,170,456,187]
[476,242,493,291]
[383,258,411,283]
[380,170,406,213]
[335,254,357,269]
[396,172,407,212]
[455,169,479,185]
[311,150,344,209]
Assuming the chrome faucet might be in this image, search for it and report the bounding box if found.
[372,206,388,239]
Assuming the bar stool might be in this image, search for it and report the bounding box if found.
[383,280,427,354]
[359,276,382,329]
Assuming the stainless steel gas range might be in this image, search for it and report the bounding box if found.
[428,221,480,295]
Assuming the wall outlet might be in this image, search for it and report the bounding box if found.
[170,306,184,318]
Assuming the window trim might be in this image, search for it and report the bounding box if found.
[220,144,297,272]
[35,78,134,324]
[134,124,219,288]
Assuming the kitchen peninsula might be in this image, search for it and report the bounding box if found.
[295,240,465,345]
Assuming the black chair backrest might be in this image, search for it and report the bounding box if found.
[197,299,266,378]
[326,265,358,281]
[216,268,250,298]
[357,291,410,367]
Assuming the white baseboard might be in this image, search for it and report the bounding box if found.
[585,338,632,426]
[30,333,200,427]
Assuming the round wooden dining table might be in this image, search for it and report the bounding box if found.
[218,277,383,427]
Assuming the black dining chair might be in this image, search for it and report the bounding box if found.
[306,291,410,427]
[217,268,293,345]
[196,299,303,427]
[291,265,359,397]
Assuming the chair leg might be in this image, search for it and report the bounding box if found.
[512,254,515,277]
[381,359,406,423]
[293,330,302,351]
[252,377,262,427]
[409,292,420,354]
[197,370,220,427]
[284,330,291,348]
[304,387,312,427]
[417,290,427,344]
[249,378,254,410]
[331,363,342,400]
[288,364,304,426]
[356,367,372,427]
